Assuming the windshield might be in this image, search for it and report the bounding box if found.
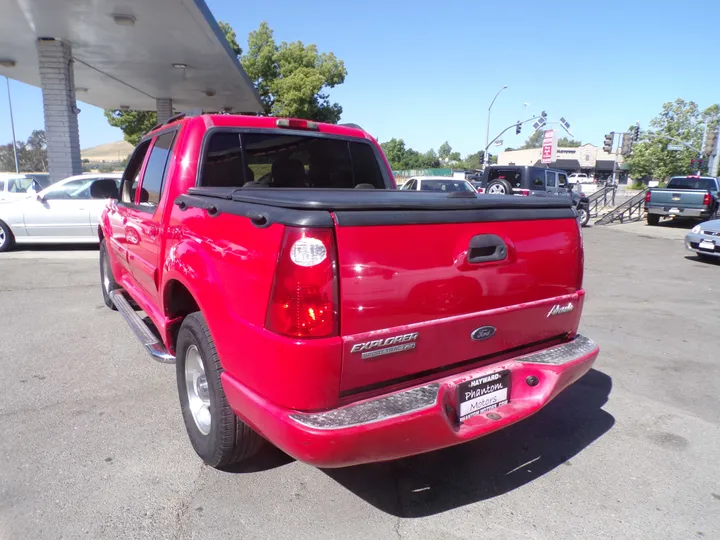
[420,179,474,192]
[666,177,717,191]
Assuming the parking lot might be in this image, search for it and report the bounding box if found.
[1,222,718,540]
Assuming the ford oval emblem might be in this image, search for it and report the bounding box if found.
[471,326,496,341]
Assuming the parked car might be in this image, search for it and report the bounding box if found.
[99,112,597,469]
[0,173,51,202]
[400,176,477,193]
[568,173,595,185]
[645,176,719,226]
[474,165,590,226]
[685,219,720,260]
[0,173,121,252]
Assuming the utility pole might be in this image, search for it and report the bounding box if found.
[485,85,508,165]
[5,76,20,173]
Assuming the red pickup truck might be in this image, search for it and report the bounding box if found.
[99,113,599,469]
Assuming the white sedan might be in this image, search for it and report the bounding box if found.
[0,173,121,252]
[400,176,478,193]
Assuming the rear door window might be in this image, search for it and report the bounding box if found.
[120,140,152,204]
[545,171,557,188]
[558,173,568,188]
[200,131,388,189]
[529,169,545,190]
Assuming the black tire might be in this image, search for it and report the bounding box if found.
[0,220,15,253]
[176,312,263,469]
[99,239,120,309]
[577,205,590,227]
[485,179,513,195]
[647,214,660,226]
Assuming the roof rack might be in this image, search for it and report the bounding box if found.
[146,108,202,135]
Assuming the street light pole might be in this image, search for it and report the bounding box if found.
[5,76,20,173]
[485,85,508,164]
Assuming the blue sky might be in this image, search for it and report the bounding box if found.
[1,0,718,156]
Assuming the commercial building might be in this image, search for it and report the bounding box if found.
[498,144,628,182]
[0,0,263,183]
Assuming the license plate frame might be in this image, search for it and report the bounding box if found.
[699,240,716,251]
[457,370,511,422]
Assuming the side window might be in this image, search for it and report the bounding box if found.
[558,173,568,188]
[545,171,557,188]
[138,131,176,208]
[120,140,152,204]
[407,179,417,190]
[43,178,95,200]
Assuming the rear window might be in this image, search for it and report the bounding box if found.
[420,179,474,192]
[487,168,523,188]
[200,131,387,189]
[666,177,717,191]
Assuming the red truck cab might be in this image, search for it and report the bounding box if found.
[99,112,599,468]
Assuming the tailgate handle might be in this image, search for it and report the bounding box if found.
[468,234,507,263]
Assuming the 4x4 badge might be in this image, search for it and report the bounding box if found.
[547,303,574,317]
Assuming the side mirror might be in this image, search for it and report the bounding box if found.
[36,193,45,202]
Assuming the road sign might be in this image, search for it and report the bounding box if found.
[667,144,683,151]
[541,129,557,164]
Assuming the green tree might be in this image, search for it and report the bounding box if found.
[0,130,48,172]
[422,149,440,168]
[438,141,452,160]
[558,137,581,147]
[218,21,242,56]
[521,130,544,149]
[104,110,158,146]
[448,151,461,162]
[625,98,718,179]
[242,21,347,122]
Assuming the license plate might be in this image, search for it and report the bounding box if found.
[669,207,680,214]
[457,370,511,422]
[700,240,715,251]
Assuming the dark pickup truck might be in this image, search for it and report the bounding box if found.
[645,176,719,225]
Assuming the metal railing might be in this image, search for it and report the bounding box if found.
[594,189,648,225]
[586,186,616,217]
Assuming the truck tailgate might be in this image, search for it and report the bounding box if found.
[333,205,582,393]
[648,189,707,209]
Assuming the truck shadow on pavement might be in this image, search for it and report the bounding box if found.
[323,368,614,517]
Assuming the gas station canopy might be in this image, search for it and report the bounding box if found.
[0,0,263,113]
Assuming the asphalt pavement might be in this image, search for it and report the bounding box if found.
[1,223,718,540]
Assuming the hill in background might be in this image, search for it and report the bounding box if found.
[81,140,133,163]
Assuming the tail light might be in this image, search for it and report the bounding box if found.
[645,191,652,203]
[703,192,711,206]
[516,189,530,196]
[276,118,319,130]
[266,227,338,338]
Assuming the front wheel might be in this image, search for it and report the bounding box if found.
[176,312,263,469]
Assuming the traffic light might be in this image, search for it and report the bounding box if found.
[603,133,614,153]
[632,123,640,142]
[541,110,547,119]
[478,150,485,165]
[620,134,632,156]
[703,128,718,156]
[515,121,522,135]
[487,153,493,164]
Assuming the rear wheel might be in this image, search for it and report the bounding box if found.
[176,312,263,468]
[99,240,120,309]
[0,220,15,253]
[646,214,660,226]
[577,205,590,227]
[486,179,513,195]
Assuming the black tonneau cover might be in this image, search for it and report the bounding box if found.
[185,186,573,211]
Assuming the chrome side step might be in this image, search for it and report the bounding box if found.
[109,290,175,364]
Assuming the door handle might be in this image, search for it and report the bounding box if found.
[146,225,158,237]
[468,234,508,264]
[122,216,128,225]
